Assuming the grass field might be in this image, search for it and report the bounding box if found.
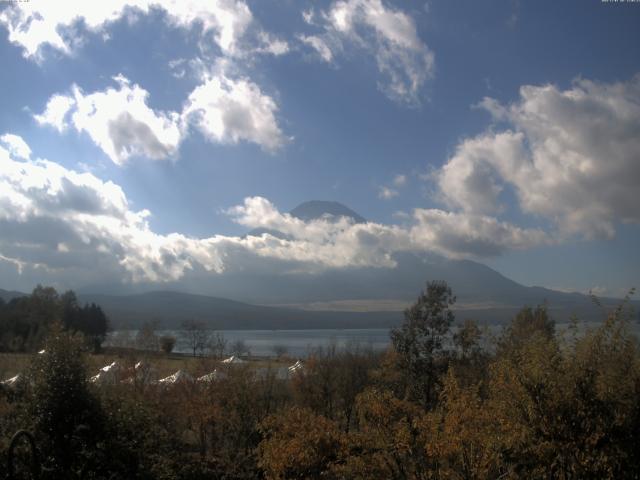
[0,347,292,382]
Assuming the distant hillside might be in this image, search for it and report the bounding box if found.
[0,288,26,302]
[78,291,401,330]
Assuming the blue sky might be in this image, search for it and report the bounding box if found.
[0,0,639,297]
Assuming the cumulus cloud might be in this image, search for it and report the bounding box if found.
[436,75,640,239]
[36,72,286,162]
[34,94,76,132]
[0,134,31,160]
[183,73,287,152]
[35,75,184,165]
[299,0,434,105]
[0,136,548,286]
[410,209,549,258]
[437,131,526,215]
[0,0,254,59]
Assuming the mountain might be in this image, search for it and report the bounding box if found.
[0,288,26,302]
[289,200,366,223]
[215,201,636,324]
[246,200,365,239]
[5,202,636,328]
[77,291,399,330]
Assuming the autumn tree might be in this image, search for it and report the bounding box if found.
[258,407,345,480]
[391,280,456,408]
[453,318,483,360]
[496,304,554,356]
[426,369,504,479]
[337,388,433,479]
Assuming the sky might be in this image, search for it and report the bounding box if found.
[0,0,639,298]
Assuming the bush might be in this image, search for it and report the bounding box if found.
[159,335,177,355]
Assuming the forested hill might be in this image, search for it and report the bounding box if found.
[77,291,401,330]
[0,288,25,302]
[4,286,638,331]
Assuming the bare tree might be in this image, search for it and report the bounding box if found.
[181,319,211,357]
[208,332,227,358]
[230,339,250,357]
[136,320,160,351]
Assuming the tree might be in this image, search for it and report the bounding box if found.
[28,324,105,475]
[497,304,554,355]
[181,319,211,357]
[60,291,109,352]
[230,339,250,357]
[336,388,433,479]
[208,331,227,358]
[159,335,177,354]
[258,407,345,479]
[390,280,456,408]
[136,320,160,351]
[453,318,482,359]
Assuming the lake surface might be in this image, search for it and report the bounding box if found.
[108,320,640,358]
[108,328,393,357]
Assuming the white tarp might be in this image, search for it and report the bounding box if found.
[134,360,158,383]
[288,360,304,374]
[158,369,194,385]
[197,370,223,383]
[222,355,245,364]
[1,373,23,389]
[91,361,122,385]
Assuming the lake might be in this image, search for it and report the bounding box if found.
[108,328,393,357]
[108,320,640,358]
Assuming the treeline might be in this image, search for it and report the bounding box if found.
[0,285,108,353]
[0,282,639,479]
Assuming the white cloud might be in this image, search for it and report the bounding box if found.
[253,31,289,56]
[0,136,548,287]
[0,0,254,59]
[378,173,407,200]
[36,75,184,165]
[36,72,287,162]
[183,73,287,152]
[378,186,398,200]
[298,34,334,63]
[392,174,407,187]
[437,131,526,215]
[34,94,76,132]
[302,9,316,25]
[0,134,31,160]
[410,209,549,259]
[436,75,640,239]
[300,0,434,105]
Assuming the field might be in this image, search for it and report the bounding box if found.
[0,348,292,382]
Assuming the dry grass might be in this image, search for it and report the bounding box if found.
[0,349,293,382]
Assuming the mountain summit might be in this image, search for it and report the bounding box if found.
[289,201,366,223]
[246,200,365,239]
